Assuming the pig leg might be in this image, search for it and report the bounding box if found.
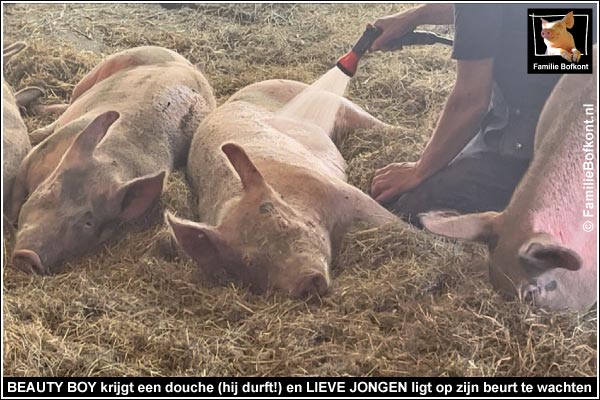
[332,97,390,142]
[238,79,390,133]
[572,48,581,62]
[32,103,69,116]
[239,79,391,143]
[332,181,400,238]
[29,120,58,145]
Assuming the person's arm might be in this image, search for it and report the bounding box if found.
[370,4,503,204]
[371,4,454,51]
[370,58,493,203]
[415,59,493,180]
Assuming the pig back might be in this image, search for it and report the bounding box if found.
[2,81,31,205]
[25,61,215,191]
[89,62,214,173]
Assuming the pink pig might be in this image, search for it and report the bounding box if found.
[541,11,581,62]
[421,46,597,311]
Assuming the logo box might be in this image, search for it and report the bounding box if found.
[528,8,593,74]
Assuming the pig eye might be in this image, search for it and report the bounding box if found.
[544,280,558,292]
[259,202,275,214]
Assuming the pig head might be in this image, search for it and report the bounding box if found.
[12,111,166,275]
[8,46,215,275]
[420,211,595,311]
[541,11,580,62]
[165,78,398,298]
[167,143,331,297]
[420,56,597,311]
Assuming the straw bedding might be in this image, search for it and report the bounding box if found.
[2,3,596,377]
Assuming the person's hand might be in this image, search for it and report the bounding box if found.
[370,161,424,204]
[370,10,419,52]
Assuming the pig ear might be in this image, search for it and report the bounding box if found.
[221,142,267,192]
[563,11,575,29]
[3,42,26,66]
[165,211,226,272]
[420,210,500,245]
[62,111,120,166]
[518,235,582,273]
[540,18,549,28]
[114,171,166,220]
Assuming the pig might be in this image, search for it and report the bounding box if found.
[541,11,581,62]
[420,47,597,311]
[8,46,216,275]
[166,79,399,297]
[3,42,44,209]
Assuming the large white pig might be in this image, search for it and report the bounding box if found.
[167,79,398,297]
[9,46,216,275]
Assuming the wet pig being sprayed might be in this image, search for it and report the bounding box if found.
[167,79,399,297]
[9,46,216,275]
[421,47,597,311]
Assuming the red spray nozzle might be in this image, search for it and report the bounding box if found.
[336,24,383,78]
[336,51,360,77]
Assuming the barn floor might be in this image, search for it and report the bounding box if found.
[2,3,596,376]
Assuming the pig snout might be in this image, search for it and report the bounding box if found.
[541,29,552,39]
[292,270,330,298]
[12,249,48,275]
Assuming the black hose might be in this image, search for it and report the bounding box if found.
[383,31,454,51]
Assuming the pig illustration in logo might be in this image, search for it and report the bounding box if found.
[541,11,581,62]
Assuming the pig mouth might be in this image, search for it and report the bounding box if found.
[290,270,330,298]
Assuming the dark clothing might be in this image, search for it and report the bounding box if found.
[453,4,569,159]
[392,153,530,228]
[392,3,596,220]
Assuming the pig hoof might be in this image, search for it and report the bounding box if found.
[572,50,581,63]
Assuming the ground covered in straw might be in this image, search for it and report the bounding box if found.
[2,3,596,377]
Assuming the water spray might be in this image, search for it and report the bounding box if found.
[278,25,453,135]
